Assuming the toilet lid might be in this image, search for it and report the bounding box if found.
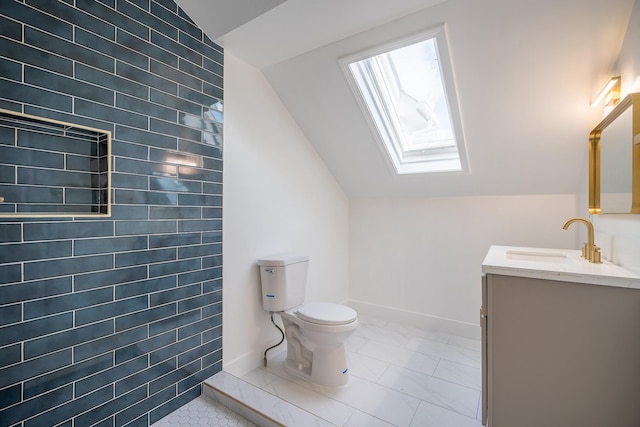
[296,302,357,326]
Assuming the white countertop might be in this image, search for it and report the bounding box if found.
[482,245,640,289]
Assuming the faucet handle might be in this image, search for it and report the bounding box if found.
[581,243,589,259]
[592,247,602,264]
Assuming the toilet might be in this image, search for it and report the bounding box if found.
[257,255,358,387]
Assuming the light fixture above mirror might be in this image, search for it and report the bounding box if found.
[590,76,621,108]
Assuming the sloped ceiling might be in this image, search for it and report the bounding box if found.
[176,0,287,40]
[178,0,635,198]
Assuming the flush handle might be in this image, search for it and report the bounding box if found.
[265,269,275,274]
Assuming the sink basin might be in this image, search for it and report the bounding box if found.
[484,246,640,288]
[506,250,568,263]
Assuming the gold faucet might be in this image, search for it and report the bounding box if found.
[562,217,601,263]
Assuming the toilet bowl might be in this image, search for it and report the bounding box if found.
[257,255,359,387]
[280,302,358,387]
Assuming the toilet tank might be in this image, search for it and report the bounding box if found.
[257,255,309,312]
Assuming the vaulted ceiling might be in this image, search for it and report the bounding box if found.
[177,0,635,198]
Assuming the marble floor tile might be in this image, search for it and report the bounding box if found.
[384,321,451,344]
[433,359,481,391]
[346,349,389,382]
[244,315,482,426]
[448,335,482,352]
[241,366,279,389]
[206,372,334,427]
[320,375,421,427]
[265,377,355,425]
[409,400,483,427]
[355,313,389,329]
[377,365,480,418]
[267,399,336,427]
[406,336,482,368]
[157,313,485,427]
[357,340,439,376]
[345,333,370,353]
[344,410,397,427]
[206,371,282,415]
[353,323,412,347]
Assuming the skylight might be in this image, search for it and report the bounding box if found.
[342,25,467,175]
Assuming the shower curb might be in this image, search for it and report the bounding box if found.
[203,371,334,426]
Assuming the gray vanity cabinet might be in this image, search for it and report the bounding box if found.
[481,273,640,427]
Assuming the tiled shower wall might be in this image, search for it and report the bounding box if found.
[0,0,223,425]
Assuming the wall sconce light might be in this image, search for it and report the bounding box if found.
[590,76,621,108]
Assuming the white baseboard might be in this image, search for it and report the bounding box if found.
[347,299,480,340]
[223,340,286,378]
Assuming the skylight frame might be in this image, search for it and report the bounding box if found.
[340,24,468,175]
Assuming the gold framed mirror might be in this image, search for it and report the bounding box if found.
[589,92,640,214]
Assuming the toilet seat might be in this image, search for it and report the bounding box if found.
[295,302,357,326]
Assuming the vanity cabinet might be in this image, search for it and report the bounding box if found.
[481,273,640,427]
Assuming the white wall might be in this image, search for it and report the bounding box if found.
[592,0,640,275]
[349,195,578,336]
[348,0,640,336]
[221,0,639,375]
[223,53,349,375]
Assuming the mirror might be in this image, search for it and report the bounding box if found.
[589,92,640,214]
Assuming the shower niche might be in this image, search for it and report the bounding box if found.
[0,109,111,217]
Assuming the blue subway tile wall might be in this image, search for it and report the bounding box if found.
[0,0,223,425]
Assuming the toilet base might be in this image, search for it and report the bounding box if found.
[284,342,350,387]
[277,306,358,388]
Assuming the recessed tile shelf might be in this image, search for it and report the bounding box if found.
[0,108,111,217]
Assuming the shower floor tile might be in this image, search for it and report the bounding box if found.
[153,394,257,427]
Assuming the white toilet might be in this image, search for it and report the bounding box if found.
[257,255,358,387]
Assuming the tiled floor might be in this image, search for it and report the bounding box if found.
[157,313,484,426]
[242,313,483,426]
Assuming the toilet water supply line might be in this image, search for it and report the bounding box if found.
[263,311,285,367]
